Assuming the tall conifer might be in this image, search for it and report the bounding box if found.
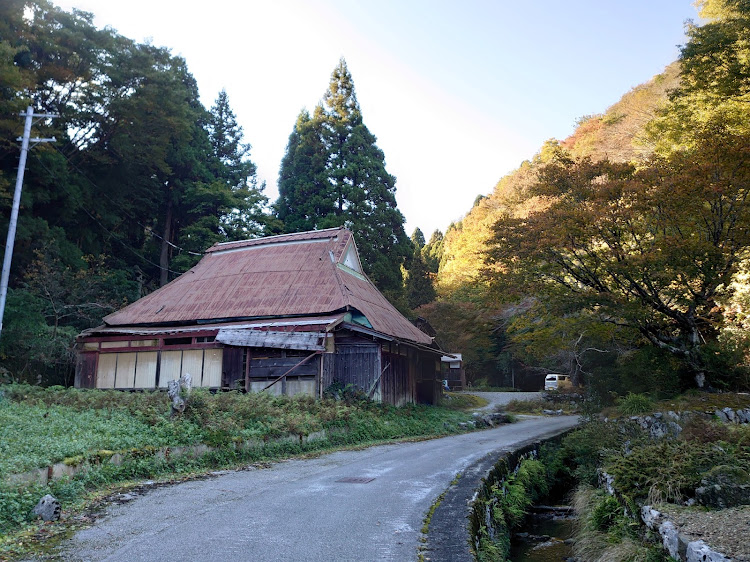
[276,59,410,298]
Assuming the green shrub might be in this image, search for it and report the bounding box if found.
[617,393,655,416]
[603,439,747,504]
[573,486,668,562]
[559,421,637,485]
[590,494,622,532]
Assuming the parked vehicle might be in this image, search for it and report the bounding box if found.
[544,374,571,391]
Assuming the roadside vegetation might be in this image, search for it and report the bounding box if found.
[0,384,482,557]
[438,391,488,410]
[474,390,750,561]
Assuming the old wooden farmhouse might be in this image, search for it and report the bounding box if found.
[75,228,443,405]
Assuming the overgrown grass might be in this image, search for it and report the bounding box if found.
[601,390,750,420]
[572,486,669,562]
[0,383,482,549]
[437,392,488,410]
[503,397,580,415]
[474,457,550,561]
[0,401,201,477]
[604,426,750,505]
[466,385,519,392]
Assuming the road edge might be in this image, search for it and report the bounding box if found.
[420,420,578,561]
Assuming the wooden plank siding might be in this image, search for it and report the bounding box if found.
[321,353,336,394]
[76,328,439,405]
[334,343,380,399]
[381,351,412,406]
[222,347,244,389]
[75,352,97,389]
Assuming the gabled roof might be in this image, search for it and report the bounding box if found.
[103,228,432,345]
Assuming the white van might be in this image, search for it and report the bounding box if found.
[544,374,571,391]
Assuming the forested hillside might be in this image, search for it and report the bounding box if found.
[422,0,750,396]
[0,2,412,384]
[0,1,271,382]
[438,63,681,293]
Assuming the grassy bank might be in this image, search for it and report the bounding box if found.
[0,384,481,556]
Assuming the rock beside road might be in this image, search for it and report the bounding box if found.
[33,494,61,521]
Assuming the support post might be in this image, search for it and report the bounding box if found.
[0,106,56,339]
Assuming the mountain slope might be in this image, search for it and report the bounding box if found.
[438,63,681,293]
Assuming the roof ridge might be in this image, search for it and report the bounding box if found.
[209,227,345,250]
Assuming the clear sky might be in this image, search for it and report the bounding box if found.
[54,0,698,237]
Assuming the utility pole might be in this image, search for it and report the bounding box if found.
[0,106,57,339]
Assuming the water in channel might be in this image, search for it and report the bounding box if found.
[509,508,576,562]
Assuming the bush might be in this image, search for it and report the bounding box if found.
[604,440,744,504]
[617,392,655,416]
[590,494,622,532]
[573,486,669,562]
[559,421,634,485]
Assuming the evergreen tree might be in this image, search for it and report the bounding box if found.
[422,229,444,274]
[411,227,426,250]
[275,58,410,298]
[276,109,334,232]
[207,89,267,240]
[405,251,437,310]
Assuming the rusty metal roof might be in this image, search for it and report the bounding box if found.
[103,228,432,345]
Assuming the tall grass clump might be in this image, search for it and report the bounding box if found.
[616,393,655,416]
[572,486,669,562]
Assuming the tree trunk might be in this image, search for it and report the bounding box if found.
[160,199,173,287]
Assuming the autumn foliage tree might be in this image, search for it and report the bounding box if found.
[486,126,750,388]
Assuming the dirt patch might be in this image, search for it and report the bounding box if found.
[658,504,750,561]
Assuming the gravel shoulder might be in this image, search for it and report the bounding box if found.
[459,391,541,411]
[658,504,750,561]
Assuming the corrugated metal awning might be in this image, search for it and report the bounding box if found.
[216,329,326,351]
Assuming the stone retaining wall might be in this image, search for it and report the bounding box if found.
[640,505,730,562]
[595,404,747,561]
[464,430,574,560]
[4,430,332,488]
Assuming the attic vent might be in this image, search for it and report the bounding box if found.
[164,337,191,346]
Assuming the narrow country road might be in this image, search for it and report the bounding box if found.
[56,414,577,562]
[463,391,541,411]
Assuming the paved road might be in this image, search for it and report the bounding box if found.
[57,415,577,562]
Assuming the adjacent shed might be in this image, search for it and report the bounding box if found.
[441,353,465,391]
[76,228,443,405]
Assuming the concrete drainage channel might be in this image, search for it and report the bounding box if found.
[419,431,575,562]
[420,428,738,562]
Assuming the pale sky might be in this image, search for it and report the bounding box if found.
[54,0,697,237]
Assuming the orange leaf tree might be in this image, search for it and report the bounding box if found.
[486,126,750,388]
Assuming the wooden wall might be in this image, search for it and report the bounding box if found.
[220,347,319,397]
[76,330,441,406]
[334,342,380,398]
